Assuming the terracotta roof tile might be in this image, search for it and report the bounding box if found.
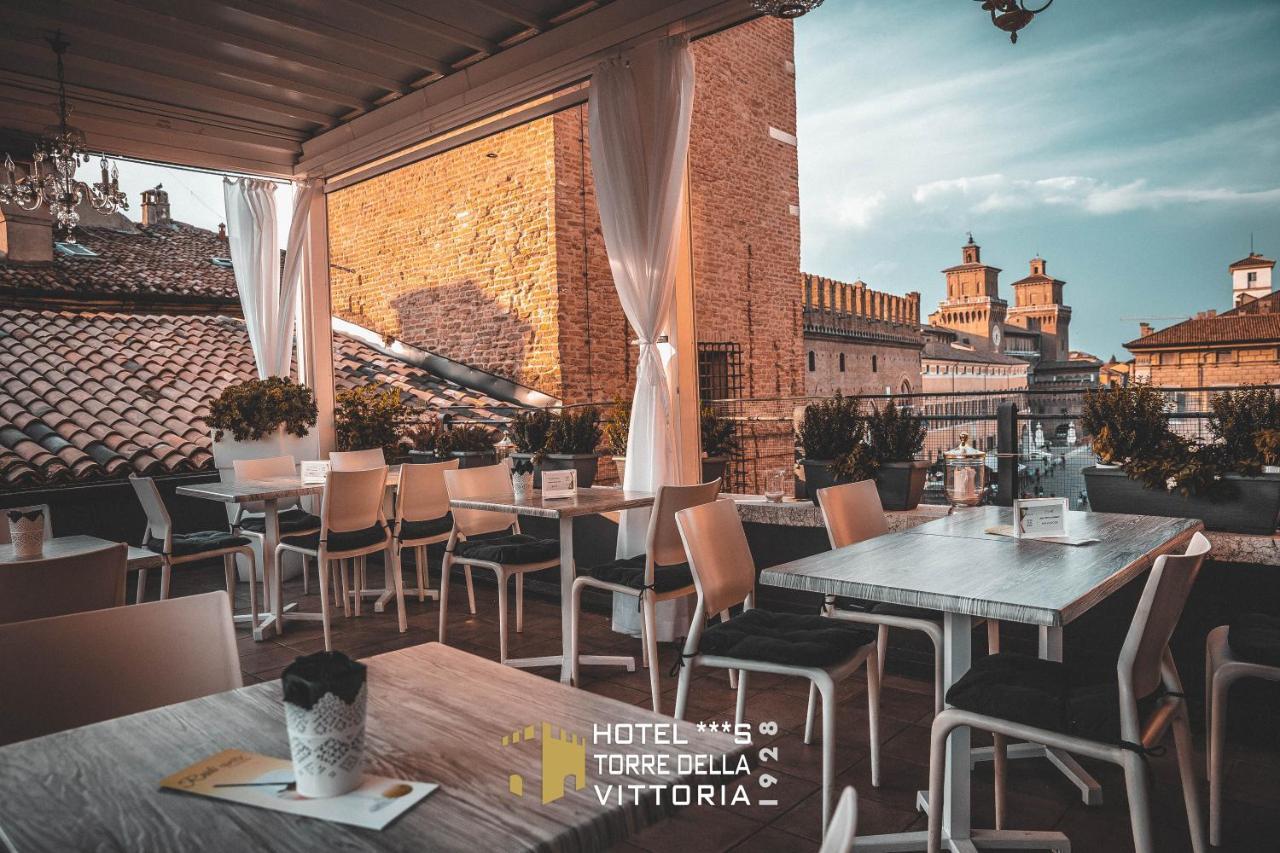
[1125,314,1280,349]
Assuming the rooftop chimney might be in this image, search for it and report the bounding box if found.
[1139,322,1153,337]
[140,184,171,227]
[217,223,227,242]
[0,206,53,264]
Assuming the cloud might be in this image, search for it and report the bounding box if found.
[911,174,1280,216]
[835,190,887,229]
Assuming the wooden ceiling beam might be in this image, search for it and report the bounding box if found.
[458,0,549,32]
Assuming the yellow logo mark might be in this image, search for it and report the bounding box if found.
[502,721,586,804]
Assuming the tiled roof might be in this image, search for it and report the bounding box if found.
[1229,253,1275,271]
[0,308,512,490]
[1125,313,1280,350]
[921,340,1029,366]
[1223,290,1280,316]
[0,222,239,304]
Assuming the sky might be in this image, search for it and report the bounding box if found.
[793,0,1280,359]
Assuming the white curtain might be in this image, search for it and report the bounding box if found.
[589,36,696,559]
[223,178,319,378]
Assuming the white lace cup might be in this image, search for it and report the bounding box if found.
[8,509,45,559]
[285,684,367,798]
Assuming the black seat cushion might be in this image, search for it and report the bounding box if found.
[454,533,558,564]
[699,609,875,668]
[239,507,320,534]
[397,514,453,542]
[945,653,1162,743]
[282,523,386,553]
[870,601,940,620]
[147,531,251,557]
[586,555,695,593]
[1229,613,1280,667]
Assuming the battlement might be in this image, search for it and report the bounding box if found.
[802,273,921,326]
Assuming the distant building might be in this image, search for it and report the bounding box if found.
[1098,356,1133,387]
[801,273,923,397]
[1125,251,1280,409]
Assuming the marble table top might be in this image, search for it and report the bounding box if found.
[0,535,160,570]
[449,488,655,519]
[177,467,401,504]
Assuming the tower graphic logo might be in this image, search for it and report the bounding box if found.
[502,722,587,805]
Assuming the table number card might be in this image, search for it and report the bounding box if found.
[541,468,577,499]
[1014,497,1068,538]
[300,461,330,484]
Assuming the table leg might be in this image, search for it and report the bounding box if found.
[267,500,282,636]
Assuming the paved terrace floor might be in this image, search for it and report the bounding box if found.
[140,562,1278,853]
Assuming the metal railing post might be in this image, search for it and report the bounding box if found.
[996,402,1018,506]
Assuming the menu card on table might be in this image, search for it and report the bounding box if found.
[160,749,436,830]
[541,468,577,499]
[986,498,1099,546]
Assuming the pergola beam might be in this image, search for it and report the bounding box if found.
[342,0,500,57]
[460,0,550,32]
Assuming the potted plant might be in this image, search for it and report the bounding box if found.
[1082,384,1280,534]
[405,416,448,464]
[700,407,738,487]
[437,424,499,468]
[796,392,863,499]
[601,397,631,483]
[543,406,603,488]
[334,383,413,460]
[863,399,929,510]
[508,409,555,487]
[207,376,319,474]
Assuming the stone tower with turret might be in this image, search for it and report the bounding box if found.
[1006,256,1071,361]
[927,235,1007,345]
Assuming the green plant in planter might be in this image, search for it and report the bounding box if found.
[334,383,413,457]
[796,392,862,461]
[864,399,926,463]
[1081,384,1169,465]
[208,377,318,442]
[1123,432,1225,496]
[1255,428,1280,468]
[404,415,447,454]
[700,407,739,458]
[1209,386,1280,474]
[437,424,498,455]
[829,438,877,482]
[601,397,631,456]
[546,406,602,455]
[509,409,555,458]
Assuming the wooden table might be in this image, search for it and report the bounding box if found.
[177,469,402,640]
[0,643,742,853]
[448,487,655,683]
[760,507,1203,853]
[0,534,161,571]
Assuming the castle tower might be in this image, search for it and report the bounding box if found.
[1006,256,1071,361]
[926,235,1007,346]
[1230,252,1275,306]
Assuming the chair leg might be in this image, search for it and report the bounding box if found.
[927,716,958,853]
[245,550,258,631]
[569,579,584,687]
[734,670,749,728]
[515,572,524,633]
[817,674,837,834]
[497,571,509,664]
[867,644,881,788]
[931,627,945,715]
[987,619,1001,654]
[353,557,363,617]
[1121,749,1155,853]
[302,554,310,595]
[222,555,236,618]
[1209,670,1229,848]
[160,561,172,600]
[465,566,476,614]
[438,553,452,644]
[391,546,407,634]
[339,559,351,618]
[993,733,1008,829]
[804,682,818,745]
[416,545,427,603]
[135,568,147,604]
[1172,703,1208,853]
[642,596,661,714]
[318,559,333,652]
[876,624,889,682]
[674,658,694,720]
[721,610,737,690]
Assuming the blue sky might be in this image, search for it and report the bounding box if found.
[794,0,1280,359]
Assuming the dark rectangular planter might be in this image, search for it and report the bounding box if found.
[800,459,852,501]
[1083,466,1280,535]
[876,461,929,511]
[701,456,728,488]
[541,453,599,489]
[407,450,497,469]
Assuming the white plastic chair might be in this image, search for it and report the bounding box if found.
[673,498,881,835]
[819,786,859,853]
[329,448,386,471]
[393,459,460,605]
[925,532,1212,853]
[0,591,241,746]
[231,455,322,595]
[439,464,559,663]
[277,466,402,651]
[569,479,721,713]
[0,542,127,625]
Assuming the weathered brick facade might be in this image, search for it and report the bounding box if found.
[327,17,801,415]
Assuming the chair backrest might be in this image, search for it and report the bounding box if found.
[819,786,859,853]
[675,498,756,616]
[0,543,128,626]
[321,467,388,536]
[444,463,516,537]
[397,458,459,525]
[128,475,172,547]
[817,480,889,549]
[1119,531,1211,703]
[232,455,300,515]
[329,448,386,471]
[0,591,241,747]
[0,504,53,545]
[648,479,722,568]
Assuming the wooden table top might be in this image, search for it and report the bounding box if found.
[0,534,160,570]
[450,488,655,519]
[0,643,742,853]
[177,467,402,504]
[760,507,1203,627]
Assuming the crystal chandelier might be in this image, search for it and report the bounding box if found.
[0,32,128,242]
[751,0,824,19]
[975,0,1053,43]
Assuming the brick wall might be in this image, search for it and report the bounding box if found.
[807,339,922,397]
